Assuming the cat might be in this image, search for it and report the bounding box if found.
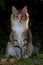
[6,6,33,58]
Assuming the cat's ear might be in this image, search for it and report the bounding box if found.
[12,6,17,15]
[22,6,28,14]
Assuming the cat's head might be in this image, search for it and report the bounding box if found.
[11,6,29,24]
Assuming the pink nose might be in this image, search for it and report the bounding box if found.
[19,19,21,21]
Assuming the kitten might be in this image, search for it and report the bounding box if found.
[6,6,33,58]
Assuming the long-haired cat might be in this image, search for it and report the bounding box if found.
[6,6,33,58]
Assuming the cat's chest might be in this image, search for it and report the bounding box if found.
[15,26,25,34]
[12,23,26,35]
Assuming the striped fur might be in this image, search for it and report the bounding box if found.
[6,6,33,58]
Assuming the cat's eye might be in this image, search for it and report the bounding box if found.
[13,14,18,18]
[16,16,18,17]
[21,15,23,18]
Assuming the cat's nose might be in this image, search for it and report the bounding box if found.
[19,20,21,22]
[19,19,21,22]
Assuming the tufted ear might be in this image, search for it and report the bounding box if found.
[22,6,28,14]
[12,6,17,15]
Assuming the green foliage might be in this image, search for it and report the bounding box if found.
[0,54,43,65]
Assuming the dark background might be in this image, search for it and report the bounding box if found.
[0,0,43,54]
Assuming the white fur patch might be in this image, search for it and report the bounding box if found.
[11,20,28,47]
[7,42,16,56]
[12,21,28,34]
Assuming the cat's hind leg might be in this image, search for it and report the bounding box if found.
[27,43,33,58]
[5,42,16,57]
[23,43,33,58]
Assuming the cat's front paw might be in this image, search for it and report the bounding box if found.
[5,54,9,58]
[23,55,29,59]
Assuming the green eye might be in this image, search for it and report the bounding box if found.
[16,16,18,17]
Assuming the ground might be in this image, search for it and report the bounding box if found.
[0,54,43,65]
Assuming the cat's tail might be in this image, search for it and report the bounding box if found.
[28,43,34,57]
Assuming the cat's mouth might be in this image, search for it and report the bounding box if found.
[14,21,22,25]
[17,21,22,23]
